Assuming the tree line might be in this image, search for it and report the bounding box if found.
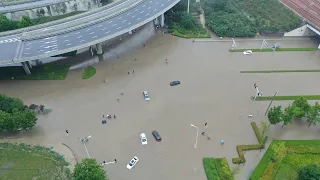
[268,97,320,128]
[0,14,33,32]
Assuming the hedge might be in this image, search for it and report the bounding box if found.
[232,122,268,164]
[214,158,234,180]
[250,140,320,180]
[203,158,220,180]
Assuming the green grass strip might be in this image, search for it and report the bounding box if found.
[230,48,318,52]
[241,69,320,73]
[82,66,96,79]
[252,95,320,101]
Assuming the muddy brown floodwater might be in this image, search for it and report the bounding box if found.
[1,31,320,180]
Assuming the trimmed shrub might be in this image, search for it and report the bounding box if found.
[203,158,220,180]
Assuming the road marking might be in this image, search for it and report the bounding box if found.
[128,22,131,25]
[142,5,146,7]
[156,2,159,4]
[63,35,68,38]
[108,21,113,23]
[148,7,151,9]
[161,4,164,6]
[79,40,85,43]
[26,43,32,45]
[64,40,69,42]
[23,52,29,55]
[116,27,121,30]
[44,36,57,40]
[25,47,30,50]
[74,32,80,35]
[101,28,106,30]
[38,50,44,52]
[104,31,110,34]
[89,32,94,35]
[126,12,131,15]
[140,11,144,13]
[44,41,56,44]
[92,36,97,38]
[149,0,152,3]
[154,9,157,11]
[145,13,149,16]
[98,24,102,27]
[66,44,71,46]
[44,45,57,49]
[112,24,117,26]
[137,18,140,20]
[44,50,57,53]
[118,16,122,19]
[122,20,127,23]
[132,15,136,18]
[77,36,83,38]
[86,29,91,31]
[135,9,139,11]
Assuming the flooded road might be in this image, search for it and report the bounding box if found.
[1,30,320,179]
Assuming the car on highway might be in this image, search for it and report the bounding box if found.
[143,91,150,101]
[126,156,139,169]
[152,131,162,141]
[170,80,181,86]
[243,50,253,55]
[140,133,147,145]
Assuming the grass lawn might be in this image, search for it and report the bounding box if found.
[241,69,320,73]
[250,140,320,180]
[82,66,96,79]
[0,143,71,180]
[0,64,70,80]
[252,95,320,101]
[230,48,318,52]
[203,157,234,180]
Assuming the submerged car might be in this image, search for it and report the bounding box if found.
[170,81,181,86]
[140,133,147,145]
[143,91,150,101]
[152,131,162,141]
[126,156,139,169]
[243,50,253,55]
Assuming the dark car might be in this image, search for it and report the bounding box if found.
[152,131,162,141]
[170,81,181,86]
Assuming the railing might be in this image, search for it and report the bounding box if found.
[301,0,320,15]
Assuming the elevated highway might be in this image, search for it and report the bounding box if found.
[0,0,180,74]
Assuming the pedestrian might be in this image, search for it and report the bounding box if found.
[205,122,207,128]
[114,159,117,163]
[128,71,130,74]
[133,70,135,73]
[166,58,168,64]
[143,44,145,47]
[114,114,116,119]
[103,161,106,164]
[117,97,120,102]
[254,83,257,88]
[134,58,137,61]
[66,130,69,136]
[202,132,205,135]
[121,93,123,96]
[221,140,225,145]
[113,66,115,69]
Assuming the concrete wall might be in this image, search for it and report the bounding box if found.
[284,24,317,36]
[5,0,101,20]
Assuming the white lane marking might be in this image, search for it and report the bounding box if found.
[23,52,29,55]
[44,40,56,44]
[137,18,140,20]
[112,24,117,26]
[156,2,159,4]
[154,9,157,11]
[44,45,57,49]
[44,36,57,40]
[126,12,131,15]
[77,36,83,38]
[74,32,80,35]
[161,4,164,6]
[140,11,144,13]
[116,27,121,30]
[118,16,122,19]
[122,20,127,23]
[108,21,113,23]
[38,50,44,52]
[98,24,102,27]
[132,15,136,18]
[79,40,85,43]
[104,31,110,34]
[89,32,94,35]
[142,4,146,7]
[128,22,131,25]
[25,47,30,50]
[64,40,69,42]
[148,7,151,9]
[86,29,91,31]
[135,9,139,11]
[26,43,32,45]
[145,13,149,16]
[66,44,71,46]
[44,50,57,53]
[101,28,106,30]
[63,35,68,38]
[92,36,97,38]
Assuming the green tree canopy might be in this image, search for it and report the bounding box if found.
[73,158,107,180]
[298,163,320,180]
[18,16,33,28]
[281,105,294,127]
[306,102,320,128]
[268,106,283,125]
[292,97,310,118]
[0,94,24,113]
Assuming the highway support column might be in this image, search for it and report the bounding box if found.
[96,43,103,55]
[21,62,31,75]
[160,14,165,27]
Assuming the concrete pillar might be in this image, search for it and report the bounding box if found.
[160,13,165,27]
[26,61,32,69]
[96,43,103,55]
[21,62,31,75]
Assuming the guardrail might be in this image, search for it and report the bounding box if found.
[23,0,140,37]
[0,0,128,37]
[23,0,147,40]
[0,0,72,13]
[1,0,40,7]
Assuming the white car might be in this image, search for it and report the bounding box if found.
[126,156,139,169]
[243,50,253,55]
[140,133,147,145]
[143,91,150,101]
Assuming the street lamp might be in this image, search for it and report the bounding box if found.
[100,159,117,166]
[187,0,190,14]
[82,135,92,158]
[190,124,199,148]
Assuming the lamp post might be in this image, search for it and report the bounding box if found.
[82,135,92,158]
[187,0,190,14]
[190,124,199,148]
[100,159,117,166]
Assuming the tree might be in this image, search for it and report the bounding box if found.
[18,16,33,28]
[298,163,320,180]
[0,94,24,113]
[73,158,107,180]
[268,106,283,125]
[306,102,320,128]
[259,120,269,139]
[281,105,294,127]
[270,141,286,162]
[292,97,310,118]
